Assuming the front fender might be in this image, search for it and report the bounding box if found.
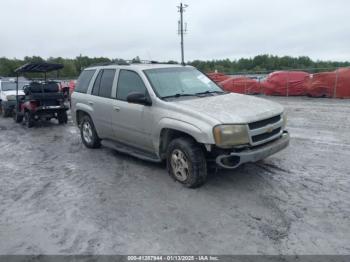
[153,117,214,154]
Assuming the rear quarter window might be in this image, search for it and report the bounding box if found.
[75,70,96,93]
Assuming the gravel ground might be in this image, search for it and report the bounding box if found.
[0,96,349,255]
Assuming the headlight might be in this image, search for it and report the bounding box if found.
[6,95,16,101]
[213,125,249,147]
[282,112,287,129]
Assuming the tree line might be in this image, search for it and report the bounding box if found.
[191,55,350,74]
[0,54,349,78]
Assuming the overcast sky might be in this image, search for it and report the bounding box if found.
[0,0,349,62]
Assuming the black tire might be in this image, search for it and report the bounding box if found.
[58,111,68,124]
[24,111,34,128]
[80,115,101,148]
[0,105,4,117]
[166,137,207,188]
[1,105,11,118]
[13,110,23,123]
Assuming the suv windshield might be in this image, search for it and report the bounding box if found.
[1,81,28,91]
[144,67,224,98]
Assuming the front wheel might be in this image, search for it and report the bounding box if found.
[166,137,207,188]
[24,111,34,128]
[80,115,101,148]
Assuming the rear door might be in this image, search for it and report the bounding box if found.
[111,69,154,151]
[89,69,116,139]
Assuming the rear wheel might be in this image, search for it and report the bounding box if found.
[58,111,68,124]
[1,105,11,117]
[24,111,34,128]
[80,115,101,148]
[13,110,23,123]
[166,137,207,188]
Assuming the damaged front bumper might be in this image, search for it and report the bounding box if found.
[216,131,290,169]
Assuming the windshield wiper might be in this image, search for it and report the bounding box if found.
[194,90,226,96]
[161,93,197,99]
[162,91,227,99]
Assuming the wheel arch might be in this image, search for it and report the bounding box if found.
[74,102,94,126]
[76,110,91,126]
[158,128,206,160]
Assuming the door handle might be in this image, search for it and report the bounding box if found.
[113,106,120,111]
[88,101,94,106]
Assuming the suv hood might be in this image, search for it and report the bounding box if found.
[175,93,284,124]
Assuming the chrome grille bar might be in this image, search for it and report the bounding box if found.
[248,114,283,146]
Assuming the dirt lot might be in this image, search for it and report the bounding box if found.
[0,96,349,255]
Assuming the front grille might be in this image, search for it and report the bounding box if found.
[248,115,281,130]
[252,127,281,143]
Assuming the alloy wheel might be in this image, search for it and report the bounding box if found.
[170,149,190,182]
[82,121,93,144]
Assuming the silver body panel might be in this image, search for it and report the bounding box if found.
[71,64,289,165]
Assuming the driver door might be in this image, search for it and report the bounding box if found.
[111,70,154,152]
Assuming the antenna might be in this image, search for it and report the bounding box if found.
[177,2,188,65]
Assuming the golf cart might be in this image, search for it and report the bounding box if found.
[13,63,68,127]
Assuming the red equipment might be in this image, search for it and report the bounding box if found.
[262,71,310,96]
[306,68,350,98]
[207,72,231,84]
[68,80,76,96]
[219,77,261,94]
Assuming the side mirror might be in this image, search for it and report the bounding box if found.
[126,92,152,106]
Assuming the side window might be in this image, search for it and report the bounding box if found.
[116,70,147,101]
[92,70,103,96]
[99,69,115,98]
[75,70,96,93]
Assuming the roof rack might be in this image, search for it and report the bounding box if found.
[126,60,159,64]
[85,59,179,69]
[111,59,130,65]
[86,59,130,68]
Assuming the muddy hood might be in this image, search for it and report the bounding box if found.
[175,93,284,124]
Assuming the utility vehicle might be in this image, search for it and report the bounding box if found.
[71,62,289,187]
[13,63,68,127]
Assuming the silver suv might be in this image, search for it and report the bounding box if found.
[71,63,289,188]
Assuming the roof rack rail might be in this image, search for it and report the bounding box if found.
[125,60,159,64]
[112,59,130,65]
[85,59,180,69]
[86,59,130,68]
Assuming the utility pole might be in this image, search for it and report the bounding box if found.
[177,3,188,65]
